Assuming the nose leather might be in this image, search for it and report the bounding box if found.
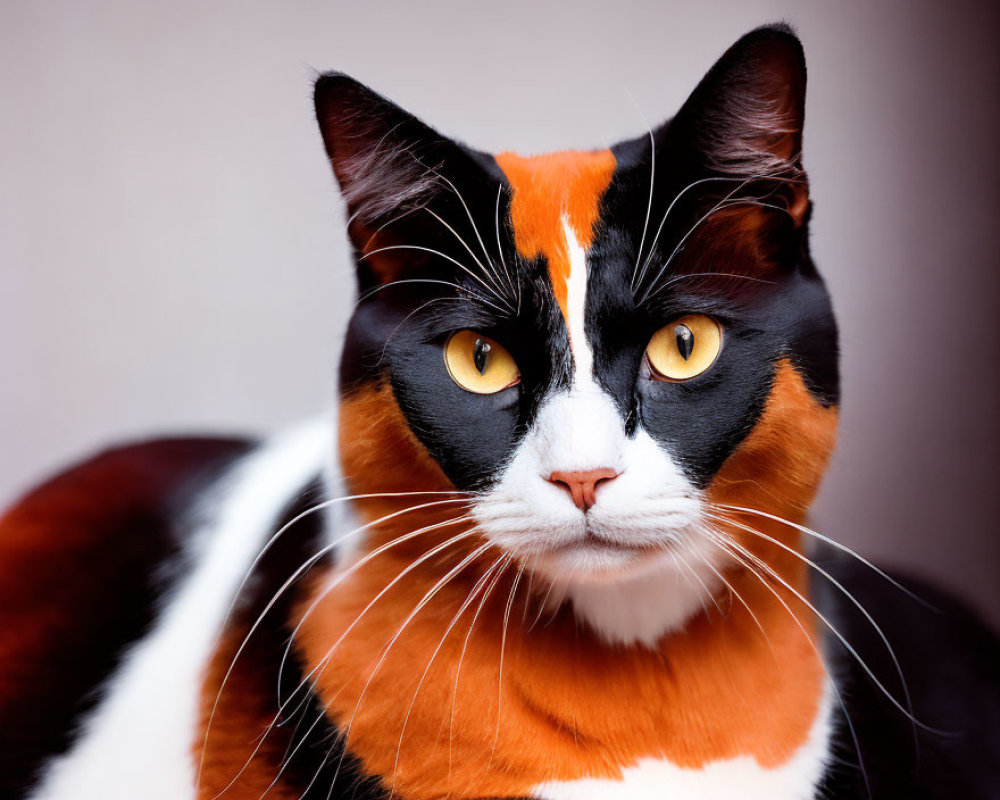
[547,468,620,512]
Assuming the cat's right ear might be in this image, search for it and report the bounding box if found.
[314,73,491,289]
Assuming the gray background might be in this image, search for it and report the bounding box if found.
[2,1,998,627]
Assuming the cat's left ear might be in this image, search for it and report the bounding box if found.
[671,24,809,225]
[314,73,497,290]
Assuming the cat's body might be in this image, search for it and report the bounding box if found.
[2,25,998,800]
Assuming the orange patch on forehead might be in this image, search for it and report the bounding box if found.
[495,150,616,321]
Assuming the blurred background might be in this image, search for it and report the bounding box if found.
[1,0,997,627]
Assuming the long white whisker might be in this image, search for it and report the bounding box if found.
[673,540,725,619]
[389,553,508,794]
[494,181,520,304]
[528,573,558,632]
[275,515,477,707]
[634,175,746,292]
[689,530,773,653]
[197,497,471,792]
[359,245,512,314]
[638,181,755,304]
[629,124,656,291]
[707,509,917,736]
[708,527,939,731]
[425,207,511,302]
[357,277,489,307]
[486,562,525,769]
[448,556,512,786]
[702,532,872,798]
[432,170,511,299]
[327,540,495,790]
[716,503,936,609]
[221,522,480,800]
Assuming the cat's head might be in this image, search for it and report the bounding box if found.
[317,25,839,644]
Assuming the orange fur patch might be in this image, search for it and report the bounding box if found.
[195,625,302,800]
[495,150,616,321]
[293,361,839,799]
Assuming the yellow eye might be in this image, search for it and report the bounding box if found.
[645,314,723,381]
[444,330,520,394]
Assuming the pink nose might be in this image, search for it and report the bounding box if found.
[547,468,620,512]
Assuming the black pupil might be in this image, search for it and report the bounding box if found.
[674,325,694,360]
[473,338,491,375]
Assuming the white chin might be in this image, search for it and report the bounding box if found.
[528,539,669,584]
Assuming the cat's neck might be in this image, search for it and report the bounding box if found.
[291,508,826,800]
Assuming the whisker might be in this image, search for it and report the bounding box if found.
[425,207,511,302]
[629,124,657,292]
[494,181,521,307]
[429,169,513,303]
[687,531,774,654]
[706,509,918,739]
[635,169,802,301]
[198,497,472,793]
[702,531,872,798]
[327,539,495,791]
[486,562,526,770]
[706,525,940,732]
[673,541,725,619]
[715,503,937,610]
[375,297,454,366]
[357,277,494,308]
[638,178,756,304]
[669,548,710,619]
[389,553,509,794]
[275,515,477,708]
[448,555,512,787]
[359,245,513,314]
[527,572,558,632]
[633,175,750,292]
[221,522,480,800]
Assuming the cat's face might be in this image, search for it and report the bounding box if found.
[319,27,838,639]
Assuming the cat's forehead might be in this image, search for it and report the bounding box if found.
[494,150,617,322]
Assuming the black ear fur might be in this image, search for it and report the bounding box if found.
[314,74,449,227]
[314,73,501,289]
[674,24,807,180]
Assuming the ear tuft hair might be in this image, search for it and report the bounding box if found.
[678,24,807,180]
[314,73,443,226]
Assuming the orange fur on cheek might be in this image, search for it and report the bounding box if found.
[338,381,464,548]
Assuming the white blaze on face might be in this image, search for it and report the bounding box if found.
[561,216,594,383]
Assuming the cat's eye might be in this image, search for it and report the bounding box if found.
[444,330,520,394]
[645,315,723,381]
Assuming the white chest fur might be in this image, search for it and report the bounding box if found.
[533,683,833,800]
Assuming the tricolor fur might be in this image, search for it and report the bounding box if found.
[2,24,998,800]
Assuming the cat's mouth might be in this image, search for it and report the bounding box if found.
[525,529,672,578]
[550,531,658,554]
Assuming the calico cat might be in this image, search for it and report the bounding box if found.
[2,23,998,800]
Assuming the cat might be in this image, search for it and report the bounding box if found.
[2,23,998,800]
